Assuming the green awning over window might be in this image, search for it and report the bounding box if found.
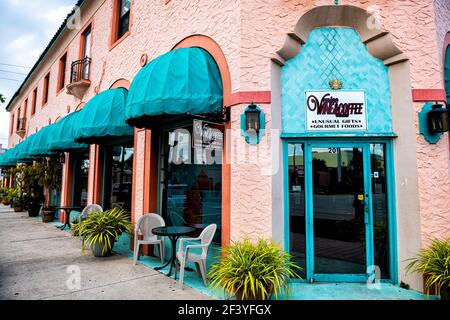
[74,88,134,144]
[125,47,223,128]
[48,111,88,152]
[29,125,57,158]
[15,134,36,162]
[0,148,15,167]
[4,140,29,165]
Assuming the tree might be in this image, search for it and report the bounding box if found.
[0,93,5,103]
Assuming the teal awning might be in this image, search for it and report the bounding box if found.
[74,88,134,144]
[10,141,25,164]
[29,125,57,158]
[6,141,26,165]
[125,47,223,128]
[0,149,15,167]
[15,134,36,161]
[48,111,88,152]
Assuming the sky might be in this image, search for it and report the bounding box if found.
[0,0,75,148]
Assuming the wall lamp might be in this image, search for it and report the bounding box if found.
[419,102,449,144]
[427,102,449,134]
[241,103,266,145]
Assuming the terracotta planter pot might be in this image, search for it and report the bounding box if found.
[13,206,23,212]
[42,210,54,223]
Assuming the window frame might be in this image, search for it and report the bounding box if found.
[57,52,68,94]
[10,114,14,136]
[23,98,28,120]
[42,72,50,107]
[16,107,21,131]
[110,0,132,50]
[31,88,37,116]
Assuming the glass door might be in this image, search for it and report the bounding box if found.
[287,140,394,283]
[311,144,371,282]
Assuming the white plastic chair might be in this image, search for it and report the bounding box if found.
[175,223,217,289]
[81,203,103,216]
[133,213,165,265]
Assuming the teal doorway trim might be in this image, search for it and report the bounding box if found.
[283,138,398,284]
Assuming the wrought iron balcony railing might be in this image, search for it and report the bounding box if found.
[70,57,91,83]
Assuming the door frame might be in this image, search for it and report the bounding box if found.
[283,137,398,284]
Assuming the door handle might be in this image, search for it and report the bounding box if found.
[364,194,370,225]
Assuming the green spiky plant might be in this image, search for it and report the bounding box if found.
[208,238,302,300]
[406,237,450,299]
[79,208,132,256]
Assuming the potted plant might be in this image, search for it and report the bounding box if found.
[42,205,56,222]
[79,208,132,257]
[71,218,81,237]
[39,159,61,223]
[12,194,24,212]
[208,238,302,300]
[22,163,45,217]
[3,188,18,207]
[406,237,450,300]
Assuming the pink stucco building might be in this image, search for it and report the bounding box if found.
[3,0,450,293]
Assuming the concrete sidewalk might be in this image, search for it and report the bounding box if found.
[0,205,210,300]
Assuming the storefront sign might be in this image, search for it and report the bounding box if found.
[193,120,224,151]
[305,91,367,131]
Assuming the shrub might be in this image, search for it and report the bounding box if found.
[406,237,450,297]
[79,208,132,256]
[208,238,302,300]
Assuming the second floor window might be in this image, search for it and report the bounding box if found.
[81,25,92,80]
[42,73,50,106]
[10,114,14,135]
[58,53,67,92]
[23,98,28,119]
[118,0,130,39]
[31,88,37,115]
[16,108,21,130]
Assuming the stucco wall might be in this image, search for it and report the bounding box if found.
[229,103,273,241]
[434,0,450,70]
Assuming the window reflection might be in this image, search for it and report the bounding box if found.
[162,125,222,244]
[103,145,133,212]
[73,153,89,207]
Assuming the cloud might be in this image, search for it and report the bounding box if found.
[0,0,75,107]
[4,34,42,67]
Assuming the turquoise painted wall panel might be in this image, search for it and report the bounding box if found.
[282,28,393,136]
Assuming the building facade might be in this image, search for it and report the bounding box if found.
[4,0,450,292]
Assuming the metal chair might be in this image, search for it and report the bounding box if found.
[133,213,165,265]
[175,223,217,289]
